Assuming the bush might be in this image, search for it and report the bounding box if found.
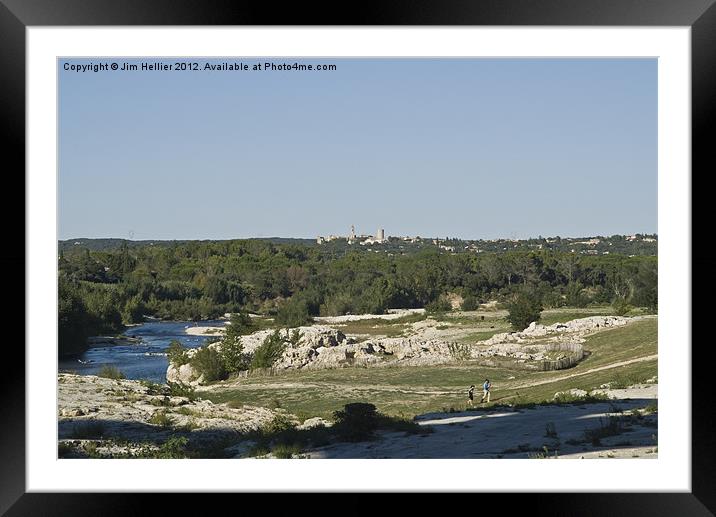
[612,297,632,316]
[149,410,175,428]
[98,365,125,380]
[271,444,304,459]
[263,413,297,435]
[226,311,255,335]
[166,340,189,366]
[505,290,543,330]
[565,282,588,308]
[219,330,246,374]
[426,298,451,314]
[332,402,379,442]
[250,330,287,370]
[167,381,197,401]
[288,328,303,346]
[461,295,479,311]
[190,346,227,382]
[155,436,189,458]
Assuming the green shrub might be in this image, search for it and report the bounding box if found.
[166,340,189,366]
[140,379,165,395]
[191,346,227,382]
[612,297,632,316]
[97,365,125,380]
[149,410,175,428]
[288,328,303,346]
[565,282,589,308]
[426,298,451,314]
[263,414,296,435]
[167,381,197,401]
[461,295,479,311]
[250,330,287,370]
[219,333,246,374]
[275,298,312,327]
[155,436,189,458]
[271,444,304,459]
[226,311,255,335]
[332,402,379,442]
[505,290,543,330]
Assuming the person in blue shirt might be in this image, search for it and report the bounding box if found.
[480,379,492,403]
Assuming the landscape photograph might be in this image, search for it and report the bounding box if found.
[57,57,658,460]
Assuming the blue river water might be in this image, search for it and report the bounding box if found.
[57,320,222,383]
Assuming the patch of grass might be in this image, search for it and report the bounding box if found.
[97,365,125,380]
[583,415,628,446]
[83,441,100,458]
[148,410,175,428]
[271,443,305,459]
[180,418,200,432]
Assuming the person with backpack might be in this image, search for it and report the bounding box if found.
[480,379,492,403]
[467,384,475,407]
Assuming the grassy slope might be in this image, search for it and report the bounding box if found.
[203,315,657,421]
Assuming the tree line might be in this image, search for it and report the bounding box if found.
[58,239,657,356]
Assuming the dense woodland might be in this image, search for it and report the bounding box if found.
[58,238,657,356]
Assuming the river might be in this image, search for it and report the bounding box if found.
[57,320,223,383]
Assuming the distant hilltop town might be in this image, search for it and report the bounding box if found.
[317,225,392,246]
[313,227,657,257]
[59,232,657,257]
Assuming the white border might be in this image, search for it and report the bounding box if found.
[27,27,690,492]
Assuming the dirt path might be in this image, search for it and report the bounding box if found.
[203,354,658,398]
[506,354,658,391]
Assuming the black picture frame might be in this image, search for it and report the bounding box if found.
[3,1,711,515]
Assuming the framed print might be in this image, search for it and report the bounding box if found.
[4,0,713,514]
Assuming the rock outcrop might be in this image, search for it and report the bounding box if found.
[168,316,639,382]
[483,316,630,346]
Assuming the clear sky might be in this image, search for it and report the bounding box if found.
[59,58,657,241]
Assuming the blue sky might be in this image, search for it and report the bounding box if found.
[59,58,657,241]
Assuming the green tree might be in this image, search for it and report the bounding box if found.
[190,346,227,382]
[166,340,189,366]
[219,318,246,374]
[121,294,145,324]
[565,281,588,308]
[226,310,254,335]
[275,298,312,327]
[505,289,543,330]
[426,297,451,314]
[461,294,479,311]
[58,276,90,356]
[250,330,287,370]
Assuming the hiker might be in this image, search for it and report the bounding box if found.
[467,385,475,407]
[480,379,492,403]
